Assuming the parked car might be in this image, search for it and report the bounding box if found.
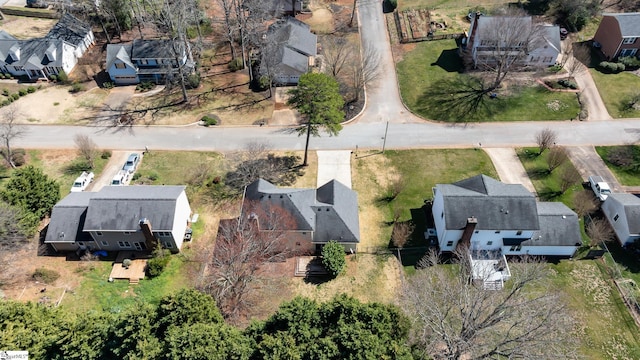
[71,171,94,192]
[589,175,612,202]
[122,153,140,173]
[111,170,129,186]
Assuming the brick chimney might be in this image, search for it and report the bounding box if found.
[457,216,478,250]
[139,218,157,250]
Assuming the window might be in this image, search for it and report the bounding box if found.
[446,241,454,247]
[623,37,637,44]
[96,231,103,236]
[543,57,553,63]
[487,241,493,246]
[140,59,148,65]
[495,230,501,234]
[118,241,131,248]
[474,230,479,233]
[123,231,131,235]
[510,245,522,251]
[516,230,522,236]
[115,63,126,69]
[165,242,173,248]
[101,241,108,246]
[614,214,619,222]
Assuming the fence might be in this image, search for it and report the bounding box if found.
[0,6,60,19]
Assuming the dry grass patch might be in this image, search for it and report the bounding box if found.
[0,15,57,39]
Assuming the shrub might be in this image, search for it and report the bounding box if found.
[599,61,625,73]
[32,268,60,284]
[69,83,84,93]
[102,81,114,89]
[228,58,243,72]
[384,0,397,12]
[12,152,25,167]
[100,150,112,159]
[53,102,59,106]
[186,73,201,88]
[18,89,27,96]
[548,64,563,73]
[136,81,154,92]
[57,70,68,84]
[10,93,19,101]
[26,86,36,93]
[201,114,219,127]
[558,79,578,89]
[49,75,57,82]
[2,89,8,97]
[0,74,4,79]
[122,258,132,268]
[1,100,10,107]
[147,171,159,181]
[131,172,142,181]
[6,97,13,103]
[321,240,346,278]
[258,75,270,90]
[619,56,640,69]
[147,250,171,278]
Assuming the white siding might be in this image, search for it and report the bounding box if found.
[505,245,578,257]
[602,198,635,246]
[170,190,192,252]
[61,42,78,74]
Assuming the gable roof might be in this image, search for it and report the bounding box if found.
[541,24,561,53]
[528,202,582,247]
[607,193,640,234]
[83,185,186,232]
[45,192,95,244]
[473,16,532,42]
[268,17,317,57]
[437,174,539,230]
[106,43,135,70]
[45,13,92,47]
[244,179,360,243]
[605,12,640,37]
[131,39,181,60]
[0,38,65,69]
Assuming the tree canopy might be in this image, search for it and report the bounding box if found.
[288,73,344,166]
[321,240,346,278]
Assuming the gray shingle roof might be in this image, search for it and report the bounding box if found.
[269,17,317,57]
[83,185,186,232]
[438,174,539,230]
[45,13,92,47]
[106,44,134,70]
[244,179,360,244]
[608,193,640,234]
[542,24,561,52]
[528,202,582,247]
[45,192,95,244]
[0,31,16,41]
[607,12,640,37]
[131,39,181,60]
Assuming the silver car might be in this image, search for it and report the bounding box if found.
[123,153,140,173]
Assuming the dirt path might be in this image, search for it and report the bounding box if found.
[483,148,537,195]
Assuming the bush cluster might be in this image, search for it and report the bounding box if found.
[146,250,171,278]
[558,79,578,89]
[102,81,114,89]
[136,81,155,92]
[100,150,112,159]
[599,61,625,73]
[201,114,219,126]
[619,56,640,69]
[228,58,243,72]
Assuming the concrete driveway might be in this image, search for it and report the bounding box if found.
[317,150,352,188]
[484,148,536,194]
[88,151,131,192]
[566,146,622,192]
[569,55,612,121]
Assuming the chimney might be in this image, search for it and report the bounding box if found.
[457,217,478,250]
[139,218,157,250]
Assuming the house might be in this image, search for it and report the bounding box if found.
[261,17,317,85]
[602,193,640,246]
[593,13,640,60]
[465,14,561,68]
[242,179,360,253]
[264,0,303,16]
[0,13,94,80]
[432,174,581,256]
[45,185,192,254]
[106,39,192,85]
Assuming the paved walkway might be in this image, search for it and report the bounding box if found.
[483,148,536,195]
[567,54,612,121]
[316,150,352,188]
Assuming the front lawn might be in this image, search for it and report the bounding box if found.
[595,145,640,186]
[396,40,580,121]
[590,70,640,118]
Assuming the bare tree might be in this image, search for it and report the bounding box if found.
[214,0,239,60]
[535,128,557,155]
[564,42,591,77]
[586,218,614,247]
[0,201,29,286]
[560,165,582,193]
[0,104,25,168]
[349,41,382,104]
[401,247,577,359]
[74,134,98,169]
[468,9,546,91]
[391,221,414,248]
[573,190,598,218]
[322,35,352,78]
[546,146,568,173]
[200,201,297,322]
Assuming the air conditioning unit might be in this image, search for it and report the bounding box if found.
[427,228,437,237]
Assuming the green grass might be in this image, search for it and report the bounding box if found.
[396,40,580,121]
[595,146,640,186]
[549,260,640,359]
[590,70,640,118]
[517,147,583,205]
[398,0,506,11]
[134,151,224,186]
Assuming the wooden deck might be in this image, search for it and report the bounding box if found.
[109,252,149,284]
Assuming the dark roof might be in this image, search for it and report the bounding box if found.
[244,179,360,244]
[606,13,640,37]
[268,17,317,57]
[131,39,181,60]
[106,44,134,70]
[608,193,640,234]
[45,192,95,244]
[0,31,16,40]
[264,0,302,15]
[264,46,309,76]
[437,174,539,230]
[528,202,582,247]
[45,13,92,47]
[83,185,186,232]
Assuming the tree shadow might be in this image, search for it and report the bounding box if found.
[431,49,464,73]
[607,241,640,274]
[537,188,563,201]
[63,160,91,175]
[527,167,551,180]
[390,206,432,268]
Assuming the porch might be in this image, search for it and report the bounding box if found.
[469,249,511,290]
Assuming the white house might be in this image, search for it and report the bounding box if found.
[432,174,581,256]
[465,14,561,68]
[602,193,640,246]
[45,185,192,254]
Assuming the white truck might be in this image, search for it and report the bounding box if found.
[70,171,94,192]
[589,175,612,201]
